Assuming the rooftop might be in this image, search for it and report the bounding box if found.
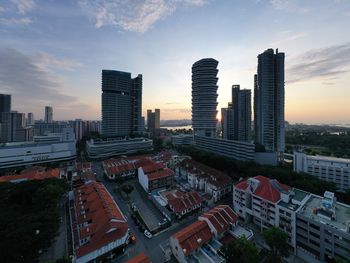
[235,175,290,203]
[298,194,350,232]
[125,252,151,263]
[165,190,202,213]
[278,188,310,212]
[73,181,129,258]
[0,167,60,183]
[172,220,212,257]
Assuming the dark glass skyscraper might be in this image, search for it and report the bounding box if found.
[0,94,11,113]
[101,69,142,137]
[191,58,218,137]
[254,49,285,153]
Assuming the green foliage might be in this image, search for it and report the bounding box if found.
[153,137,164,152]
[286,131,350,158]
[121,184,134,197]
[221,236,259,263]
[177,146,349,204]
[263,227,290,263]
[0,179,68,263]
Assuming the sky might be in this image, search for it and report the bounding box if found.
[0,0,350,124]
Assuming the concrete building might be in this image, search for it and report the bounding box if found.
[294,152,350,191]
[0,94,11,113]
[194,135,255,161]
[72,119,87,141]
[138,161,174,192]
[101,70,132,137]
[295,191,350,263]
[131,74,143,134]
[233,176,350,263]
[171,134,194,146]
[70,181,129,263]
[254,49,285,155]
[0,128,76,169]
[45,106,53,123]
[147,109,160,135]
[179,159,233,202]
[191,58,218,138]
[86,137,153,159]
[170,205,252,263]
[27,112,34,126]
[0,111,33,142]
[221,105,234,140]
[102,158,137,180]
[34,121,70,136]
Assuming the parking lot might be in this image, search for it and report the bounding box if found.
[129,182,165,232]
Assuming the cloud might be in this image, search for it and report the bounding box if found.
[10,0,34,14]
[0,6,5,12]
[0,48,90,118]
[78,0,207,33]
[287,43,350,83]
[270,31,308,46]
[0,17,32,25]
[35,53,83,71]
[269,0,308,13]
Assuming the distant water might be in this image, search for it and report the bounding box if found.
[161,125,192,130]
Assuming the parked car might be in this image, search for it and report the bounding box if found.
[144,230,152,239]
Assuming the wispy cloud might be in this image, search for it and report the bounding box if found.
[0,48,89,118]
[0,6,5,12]
[269,0,309,14]
[0,17,32,25]
[36,53,83,71]
[287,42,350,83]
[78,0,207,33]
[10,0,35,14]
[270,31,308,46]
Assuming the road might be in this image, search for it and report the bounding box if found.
[91,162,197,263]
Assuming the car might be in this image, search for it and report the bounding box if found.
[144,230,152,239]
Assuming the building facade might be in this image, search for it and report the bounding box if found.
[131,74,143,134]
[191,58,218,138]
[45,106,53,123]
[147,108,160,135]
[294,152,350,191]
[86,138,153,159]
[254,49,285,154]
[0,111,32,142]
[27,112,34,126]
[0,94,11,113]
[194,135,255,161]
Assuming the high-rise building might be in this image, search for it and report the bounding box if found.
[0,94,11,113]
[191,58,218,137]
[254,48,285,154]
[131,74,143,134]
[72,119,87,141]
[101,69,142,137]
[147,109,160,135]
[221,105,234,140]
[222,86,251,142]
[0,111,32,142]
[45,106,53,123]
[27,112,34,126]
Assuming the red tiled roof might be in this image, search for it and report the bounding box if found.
[235,175,290,203]
[147,168,174,181]
[0,167,60,183]
[199,205,238,236]
[180,158,232,188]
[74,181,129,258]
[172,220,212,256]
[103,158,136,176]
[142,162,165,174]
[125,252,151,263]
[166,191,202,213]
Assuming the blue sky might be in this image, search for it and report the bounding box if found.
[0,0,350,123]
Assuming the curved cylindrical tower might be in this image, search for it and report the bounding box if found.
[191,58,218,137]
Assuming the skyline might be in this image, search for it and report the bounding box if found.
[1,0,350,124]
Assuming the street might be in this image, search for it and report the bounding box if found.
[91,162,197,263]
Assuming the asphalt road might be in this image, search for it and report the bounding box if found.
[91,162,197,263]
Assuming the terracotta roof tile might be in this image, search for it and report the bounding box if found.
[125,252,151,263]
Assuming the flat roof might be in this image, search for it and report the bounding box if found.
[306,154,350,163]
[298,195,350,232]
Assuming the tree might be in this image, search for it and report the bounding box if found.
[221,237,259,263]
[263,227,290,263]
[121,184,134,198]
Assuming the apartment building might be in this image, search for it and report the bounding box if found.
[294,152,350,191]
[138,161,174,192]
